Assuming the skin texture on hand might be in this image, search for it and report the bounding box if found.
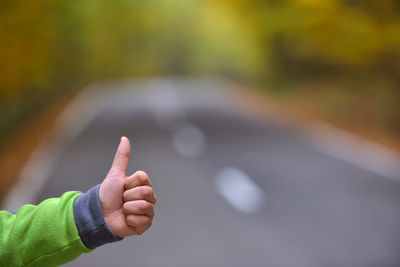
[99,137,156,238]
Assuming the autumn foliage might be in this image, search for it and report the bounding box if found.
[1,0,399,137]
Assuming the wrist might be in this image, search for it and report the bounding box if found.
[73,185,123,249]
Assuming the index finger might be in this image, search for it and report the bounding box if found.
[124,170,152,190]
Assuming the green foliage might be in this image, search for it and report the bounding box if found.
[230,0,400,78]
[0,0,262,133]
[1,0,399,135]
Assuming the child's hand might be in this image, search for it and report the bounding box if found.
[99,137,156,237]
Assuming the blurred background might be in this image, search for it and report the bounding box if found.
[1,0,400,266]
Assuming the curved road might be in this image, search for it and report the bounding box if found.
[17,79,400,266]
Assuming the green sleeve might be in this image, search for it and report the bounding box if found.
[0,191,92,267]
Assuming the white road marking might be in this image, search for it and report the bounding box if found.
[143,81,208,159]
[172,124,207,159]
[215,167,265,213]
[144,82,185,130]
[306,122,400,180]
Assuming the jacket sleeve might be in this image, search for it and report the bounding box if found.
[0,185,121,267]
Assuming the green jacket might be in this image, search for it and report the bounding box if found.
[0,185,120,267]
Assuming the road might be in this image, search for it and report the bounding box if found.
[28,79,400,266]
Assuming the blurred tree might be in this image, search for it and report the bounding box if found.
[229,0,400,134]
[1,0,400,137]
[0,0,260,137]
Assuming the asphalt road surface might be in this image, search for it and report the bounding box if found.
[32,79,400,267]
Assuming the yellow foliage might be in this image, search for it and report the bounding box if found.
[1,0,400,132]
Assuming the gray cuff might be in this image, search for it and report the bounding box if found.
[73,184,122,249]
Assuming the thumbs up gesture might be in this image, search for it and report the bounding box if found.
[99,137,156,237]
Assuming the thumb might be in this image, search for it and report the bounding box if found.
[110,136,131,175]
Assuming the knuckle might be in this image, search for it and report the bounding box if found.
[126,215,136,226]
[138,201,149,211]
[136,171,149,184]
[140,186,153,198]
[148,202,155,212]
[124,178,133,189]
[144,219,152,229]
[136,170,148,179]
[122,190,130,201]
[139,217,151,227]
[138,176,147,185]
[122,202,130,212]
